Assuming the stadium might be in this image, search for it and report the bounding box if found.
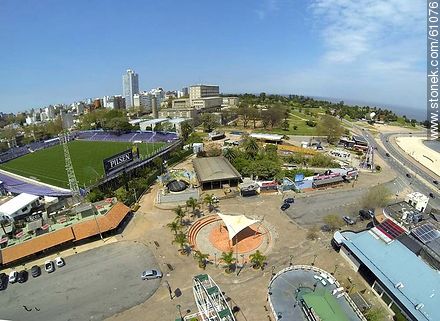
[0,130,180,195]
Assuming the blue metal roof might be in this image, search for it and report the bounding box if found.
[342,231,440,321]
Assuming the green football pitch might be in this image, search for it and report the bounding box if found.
[301,288,349,321]
[0,140,165,189]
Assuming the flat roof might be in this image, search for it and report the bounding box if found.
[167,117,189,124]
[139,118,168,126]
[250,133,283,141]
[193,157,241,183]
[313,176,344,187]
[0,193,39,216]
[342,231,440,321]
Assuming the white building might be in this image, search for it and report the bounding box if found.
[0,193,40,220]
[46,105,55,119]
[122,69,139,108]
[61,111,74,129]
[189,84,219,102]
[103,95,125,109]
[405,192,429,212]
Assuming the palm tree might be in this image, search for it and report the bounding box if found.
[173,205,186,226]
[194,250,210,269]
[244,137,259,159]
[203,194,215,212]
[249,250,267,270]
[223,148,236,162]
[172,232,188,253]
[167,220,181,235]
[186,197,199,216]
[221,251,236,274]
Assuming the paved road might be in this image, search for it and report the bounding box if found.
[0,241,161,321]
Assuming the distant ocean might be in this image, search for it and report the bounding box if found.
[310,96,424,121]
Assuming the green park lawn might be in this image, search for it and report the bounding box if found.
[0,140,165,188]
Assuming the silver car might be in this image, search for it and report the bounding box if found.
[141,269,162,280]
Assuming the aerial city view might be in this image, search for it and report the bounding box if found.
[0,1,438,321]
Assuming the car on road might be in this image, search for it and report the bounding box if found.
[17,270,29,283]
[0,273,7,290]
[433,180,439,185]
[141,269,162,280]
[343,216,355,225]
[45,260,55,273]
[8,271,18,283]
[385,152,390,157]
[31,265,41,278]
[55,257,65,267]
[406,173,411,178]
[280,203,290,211]
[429,193,435,199]
[284,197,295,204]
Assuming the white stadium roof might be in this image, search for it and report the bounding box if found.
[218,213,260,240]
[0,193,39,216]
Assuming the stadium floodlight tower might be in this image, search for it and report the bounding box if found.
[189,274,236,321]
[60,132,80,198]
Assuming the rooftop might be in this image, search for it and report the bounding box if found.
[0,193,39,216]
[250,133,283,141]
[193,157,241,183]
[342,230,440,321]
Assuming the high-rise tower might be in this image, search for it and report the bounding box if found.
[122,69,139,108]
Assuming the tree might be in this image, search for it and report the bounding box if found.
[249,250,267,270]
[323,214,344,231]
[317,115,344,144]
[243,137,259,159]
[194,250,210,269]
[267,107,284,129]
[173,205,186,225]
[282,119,290,131]
[181,121,193,142]
[237,104,251,128]
[362,185,391,208]
[223,148,237,162]
[167,220,181,235]
[221,251,236,273]
[203,194,216,212]
[201,113,218,132]
[114,187,129,204]
[186,197,200,215]
[364,307,387,321]
[248,107,260,128]
[172,232,188,253]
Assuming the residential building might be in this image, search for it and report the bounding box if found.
[61,111,74,129]
[46,105,55,119]
[103,95,125,110]
[222,96,239,107]
[122,69,139,108]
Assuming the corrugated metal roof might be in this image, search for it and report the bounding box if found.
[0,193,39,216]
[342,231,440,321]
[193,157,241,183]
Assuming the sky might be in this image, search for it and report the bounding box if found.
[0,0,426,115]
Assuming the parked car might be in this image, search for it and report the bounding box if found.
[343,216,355,225]
[17,270,28,283]
[0,273,7,290]
[45,260,55,273]
[8,271,18,283]
[141,269,162,280]
[359,209,374,220]
[280,203,290,211]
[31,265,41,278]
[55,257,65,267]
[406,173,411,178]
[284,198,295,204]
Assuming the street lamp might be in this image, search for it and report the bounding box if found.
[272,266,276,276]
[176,304,183,320]
[289,255,293,266]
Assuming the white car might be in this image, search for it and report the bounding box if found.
[141,269,162,280]
[8,271,18,283]
[45,260,55,273]
[55,257,65,267]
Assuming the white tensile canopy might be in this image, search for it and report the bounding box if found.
[217,213,260,240]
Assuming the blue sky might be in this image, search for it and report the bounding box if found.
[0,0,426,114]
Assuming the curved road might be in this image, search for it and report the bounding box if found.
[354,127,439,209]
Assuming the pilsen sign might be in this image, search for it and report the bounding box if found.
[103,149,134,174]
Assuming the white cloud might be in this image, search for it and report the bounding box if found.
[255,0,279,20]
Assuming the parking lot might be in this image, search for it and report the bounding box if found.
[0,241,161,321]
